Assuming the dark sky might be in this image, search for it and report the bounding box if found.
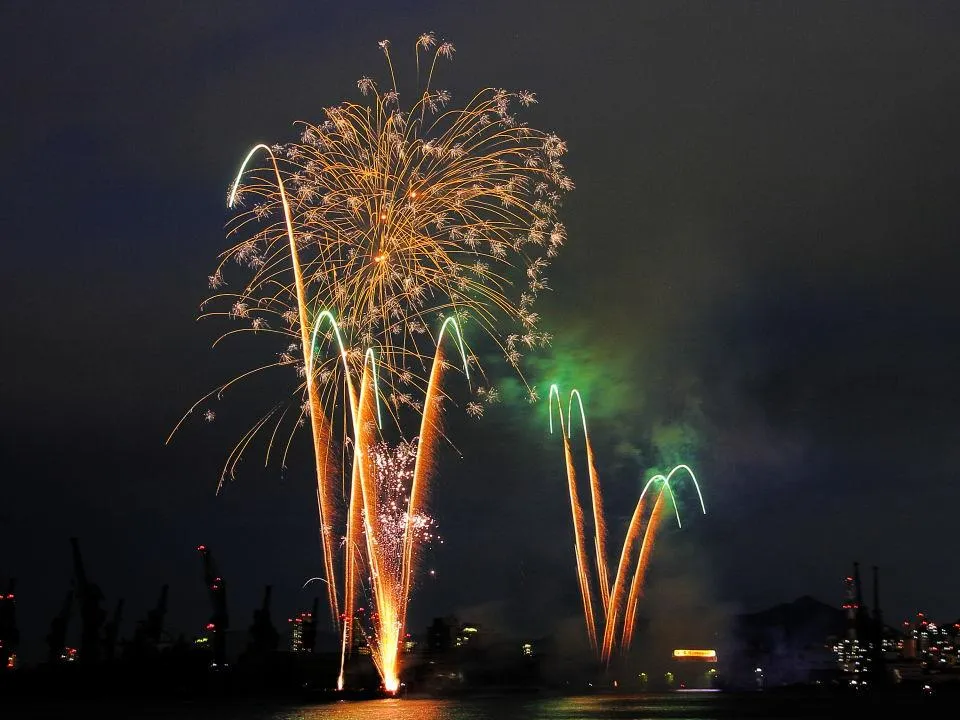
[3,1,960,664]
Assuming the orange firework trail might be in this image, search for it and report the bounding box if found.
[549,385,706,666]
[167,34,571,693]
[331,318,468,693]
[621,492,666,650]
[562,417,598,653]
[568,390,610,614]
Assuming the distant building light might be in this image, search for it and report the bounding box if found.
[673,649,718,661]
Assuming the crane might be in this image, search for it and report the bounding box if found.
[301,596,320,653]
[125,584,168,662]
[102,598,124,663]
[246,584,279,658]
[197,544,229,667]
[70,537,105,665]
[45,589,73,664]
[0,579,19,670]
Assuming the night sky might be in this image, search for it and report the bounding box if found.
[3,1,960,664]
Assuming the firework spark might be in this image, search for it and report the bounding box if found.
[330,313,469,692]
[186,32,571,458]
[341,438,440,686]
[549,385,706,665]
[373,440,439,569]
[168,35,571,693]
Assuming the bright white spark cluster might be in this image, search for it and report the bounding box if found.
[369,440,439,573]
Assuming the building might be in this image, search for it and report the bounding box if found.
[0,583,18,671]
[831,563,896,689]
[670,649,720,690]
[456,623,480,648]
[426,615,457,654]
[899,612,960,670]
[835,570,870,681]
[288,610,310,652]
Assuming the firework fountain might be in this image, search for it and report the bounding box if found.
[169,34,572,693]
[548,385,706,665]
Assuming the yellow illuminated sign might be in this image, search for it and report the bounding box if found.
[673,649,717,661]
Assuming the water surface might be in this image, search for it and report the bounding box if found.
[46,691,892,720]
